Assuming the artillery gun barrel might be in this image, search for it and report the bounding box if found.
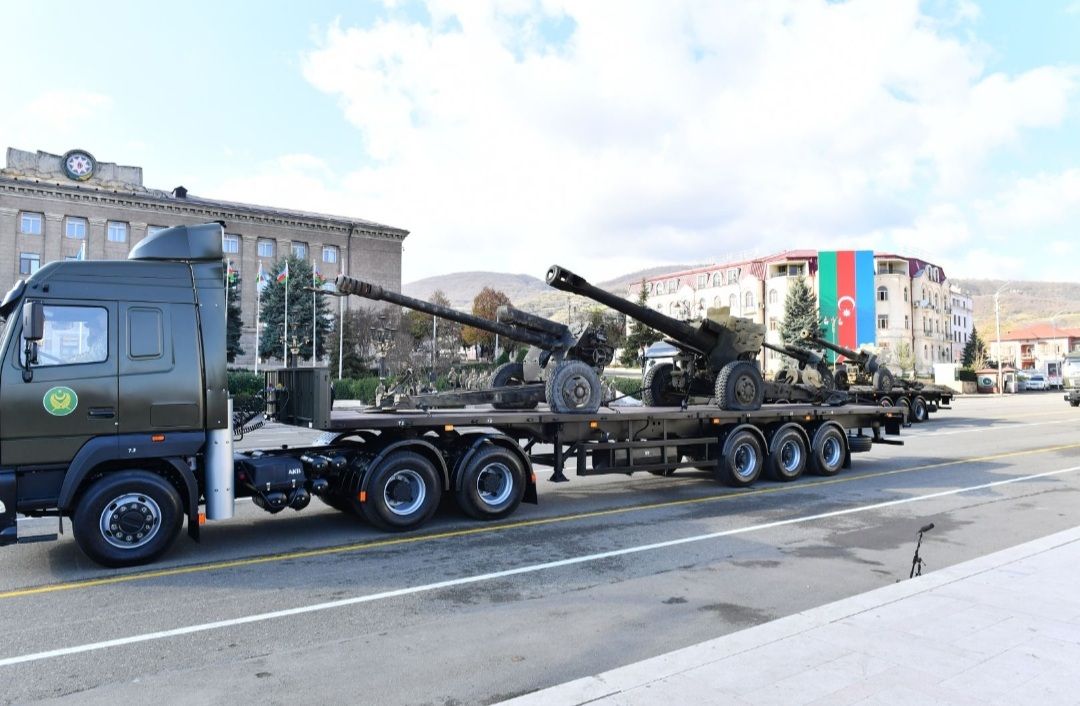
[335,275,553,349]
[497,305,570,340]
[545,265,712,354]
[799,329,874,366]
[762,341,824,366]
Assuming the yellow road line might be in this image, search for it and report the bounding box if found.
[3,440,1079,601]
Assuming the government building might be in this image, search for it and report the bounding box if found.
[629,250,974,376]
[0,147,408,366]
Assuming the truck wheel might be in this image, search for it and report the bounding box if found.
[878,397,894,407]
[546,360,602,413]
[455,447,526,520]
[718,430,763,487]
[896,396,912,422]
[766,426,806,482]
[715,361,765,411]
[872,368,895,393]
[361,451,441,532]
[809,426,846,476]
[910,396,929,423]
[847,435,873,453]
[642,362,682,407]
[491,362,538,410]
[72,471,184,568]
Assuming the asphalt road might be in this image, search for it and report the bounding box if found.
[1,393,1078,705]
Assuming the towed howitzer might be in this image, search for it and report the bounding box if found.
[334,275,614,413]
[799,329,896,393]
[762,341,834,389]
[547,265,774,409]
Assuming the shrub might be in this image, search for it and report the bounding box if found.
[333,377,381,403]
[227,369,263,397]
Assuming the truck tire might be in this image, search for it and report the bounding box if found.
[642,362,682,407]
[715,361,765,411]
[809,425,846,476]
[847,435,873,453]
[455,446,526,520]
[491,362,538,410]
[766,426,807,482]
[72,470,184,568]
[896,396,911,422]
[878,397,894,407]
[361,451,441,532]
[910,396,929,423]
[545,360,602,413]
[718,429,763,487]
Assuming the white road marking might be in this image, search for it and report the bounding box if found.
[2,464,1079,668]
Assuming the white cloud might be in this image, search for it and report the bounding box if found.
[0,91,114,145]
[221,0,1078,283]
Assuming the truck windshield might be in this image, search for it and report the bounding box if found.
[1063,356,1080,388]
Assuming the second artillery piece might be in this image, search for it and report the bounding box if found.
[546,265,765,409]
[334,275,614,413]
[799,328,895,393]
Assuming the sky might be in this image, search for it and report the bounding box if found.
[2,0,1078,284]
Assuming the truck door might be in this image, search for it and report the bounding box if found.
[0,300,119,466]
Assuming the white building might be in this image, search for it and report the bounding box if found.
[628,250,971,376]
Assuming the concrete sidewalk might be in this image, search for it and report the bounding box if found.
[502,526,1080,705]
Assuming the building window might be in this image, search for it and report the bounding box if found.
[878,315,889,330]
[222,233,240,254]
[258,240,275,258]
[65,217,87,239]
[19,212,43,235]
[147,225,168,237]
[711,273,721,287]
[668,279,678,294]
[292,242,308,259]
[726,268,740,285]
[107,221,128,243]
[744,292,754,309]
[768,289,778,305]
[903,287,909,302]
[769,318,779,332]
[19,252,40,275]
[696,274,707,288]
[904,315,910,329]
[322,246,338,264]
[877,286,889,302]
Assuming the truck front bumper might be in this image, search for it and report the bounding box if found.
[0,470,16,546]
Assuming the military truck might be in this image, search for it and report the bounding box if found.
[0,224,904,568]
[1063,353,1080,406]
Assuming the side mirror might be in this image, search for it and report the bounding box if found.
[22,301,43,343]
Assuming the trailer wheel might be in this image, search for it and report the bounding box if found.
[455,446,526,520]
[718,430,763,487]
[72,471,184,568]
[847,435,873,453]
[361,451,441,532]
[642,362,682,407]
[872,368,895,393]
[491,362,538,410]
[809,426,846,476]
[910,396,929,423]
[715,361,765,412]
[766,427,807,482]
[896,396,911,422]
[545,360,602,413]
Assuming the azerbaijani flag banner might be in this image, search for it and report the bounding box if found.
[313,267,326,288]
[276,262,289,283]
[817,250,876,357]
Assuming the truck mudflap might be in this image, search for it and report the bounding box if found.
[0,470,16,546]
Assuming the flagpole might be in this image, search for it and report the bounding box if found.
[255,261,262,376]
[338,295,344,379]
[283,261,289,366]
[312,256,317,367]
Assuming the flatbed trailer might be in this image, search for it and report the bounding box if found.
[844,385,954,424]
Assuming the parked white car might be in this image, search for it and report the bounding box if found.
[1026,373,1049,391]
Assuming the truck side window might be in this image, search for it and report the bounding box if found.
[128,308,163,359]
[24,305,108,367]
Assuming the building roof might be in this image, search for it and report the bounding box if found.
[999,323,1080,341]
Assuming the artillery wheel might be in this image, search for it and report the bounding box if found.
[715,361,764,411]
[545,360,602,413]
[490,362,538,410]
[642,362,683,407]
[872,368,895,393]
[833,368,850,391]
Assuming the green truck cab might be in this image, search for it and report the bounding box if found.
[0,223,229,564]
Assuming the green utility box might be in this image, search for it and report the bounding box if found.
[263,367,333,429]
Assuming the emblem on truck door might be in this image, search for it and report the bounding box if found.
[43,386,78,416]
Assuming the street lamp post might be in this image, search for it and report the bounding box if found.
[993,282,1013,396]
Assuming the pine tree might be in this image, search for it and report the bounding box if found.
[961,328,987,368]
[618,280,662,367]
[257,257,332,365]
[780,276,823,350]
[226,270,244,363]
